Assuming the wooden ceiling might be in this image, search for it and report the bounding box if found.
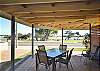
[0,0,100,30]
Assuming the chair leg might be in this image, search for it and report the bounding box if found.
[66,64,69,71]
[80,55,83,61]
[45,65,48,71]
[48,66,50,71]
[36,54,39,71]
[45,65,48,69]
[36,64,39,71]
[59,62,61,68]
[82,56,87,65]
[84,57,88,65]
[69,62,74,71]
[65,63,68,68]
[83,57,86,64]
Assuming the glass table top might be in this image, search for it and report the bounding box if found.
[47,48,66,58]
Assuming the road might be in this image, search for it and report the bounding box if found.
[8,41,84,48]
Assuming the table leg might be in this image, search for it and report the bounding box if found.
[99,49,100,65]
[36,54,38,71]
[52,58,56,71]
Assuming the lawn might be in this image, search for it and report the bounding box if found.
[45,47,86,51]
[64,40,83,43]
[67,48,85,51]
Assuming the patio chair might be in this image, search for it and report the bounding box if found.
[38,45,46,51]
[59,44,67,57]
[90,46,100,63]
[57,48,74,69]
[36,49,52,70]
[81,48,91,59]
[81,46,100,64]
[59,44,67,51]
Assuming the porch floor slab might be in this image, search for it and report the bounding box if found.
[15,53,100,71]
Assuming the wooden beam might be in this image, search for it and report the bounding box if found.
[0,10,31,27]
[0,0,85,5]
[19,17,87,22]
[15,10,100,18]
[0,1,100,13]
[21,17,85,22]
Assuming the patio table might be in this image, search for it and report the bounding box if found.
[46,48,66,71]
[36,48,67,71]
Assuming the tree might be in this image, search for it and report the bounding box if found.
[27,33,31,38]
[82,33,90,49]
[18,33,31,40]
[3,35,11,41]
[35,28,45,41]
[65,30,72,34]
[75,32,80,40]
[65,30,74,40]
[51,30,58,36]
[76,32,79,35]
[35,28,58,41]
[18,33,23,37]
[18,33,23,40]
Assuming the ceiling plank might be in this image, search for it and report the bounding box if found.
[0,1,100,13]
[0,0,100,30]
[15,10,100,18]
[0,0,85,4]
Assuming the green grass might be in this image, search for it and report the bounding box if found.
[64,40,83,43]
[68,48,86,51]
[15,52,32,61]
[45,47,86,51]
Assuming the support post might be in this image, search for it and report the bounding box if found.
[32,24,34,58]
[89,23,91,52]
[62,28,63,45]
[16,22,17,48]
[11,16,15,71]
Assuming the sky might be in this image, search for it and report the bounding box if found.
[0,17,32,35]
[0,17,89,35]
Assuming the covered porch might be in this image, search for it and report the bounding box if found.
[0,0,100,71]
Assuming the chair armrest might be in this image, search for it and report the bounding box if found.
[90,52,96,56]
[90,52,95,54]
[82,50,87,54]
